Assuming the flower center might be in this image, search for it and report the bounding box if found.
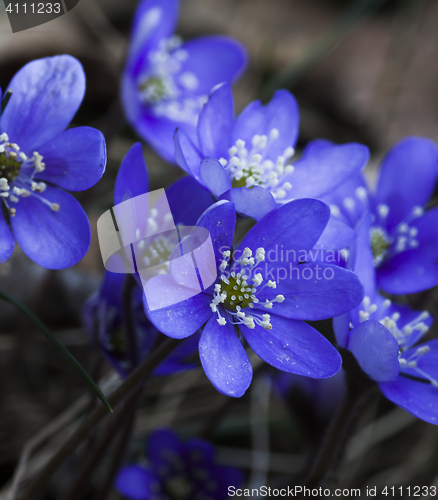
[370,226,391,266]
[210,248,285,330]
[219,129,294,200]
[0,133,58,217]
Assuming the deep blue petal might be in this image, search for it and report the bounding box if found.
[114,143,149,206]
[197,200,236,267]
[243,315,342,378]
[11,185,90,269]
[197,83,234,158]
[178,36,247,95]
[379,377,438,425]
[348,320,400,382]
[400,339,438,381]
[238,198,329,255]
[115,465,159,500]
[199,315,252,397]
[0,210,15,264]
[1,56,85,153]
[200,157,231,198]
[333,313,351,349]
[145,288,212,339]
[375,137,438,230]
[377,243,438,294]
[256,263,363,321]
[174,128,203,182]
[232,90,299,161]
[313,216,357,251]
[289,140,369,200]
[127,0,179,75]
[166,176,214,226]
[220,186,278,221]
[36,127,106,192]
[147,428,183,469]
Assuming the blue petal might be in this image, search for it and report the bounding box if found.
[289,140,369,200]
[349,212,376,297]
[379,377,438,425]
[11,185,90,269]
[375,137,438,230]
[178,36,247,95]
[256,263,363,321]
[243,315,342,378]
[220,186,278,221]
[197,83,234,158]
[114,143,149,206]
[348,320,400,382]
[313,216,357,250]
[201,157,231,198]
[166,176,214,226]
[199,315,252,397]
[146,288,212,339]
[175,128,203,182]
[197,200,236,267]
[377,243,438,294]
[127,0,179,75]
[0,210,15,264]
[333,313,351,349]
[232,90,299,161]
[239,198,330,255]
[1,56,85,153]
[36,127,106,192]
[115,465,159,500]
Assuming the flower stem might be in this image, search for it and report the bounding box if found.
[300,350,377,493]
[122,274,140,369]
[0,289,112,413]
[18,337,183,500]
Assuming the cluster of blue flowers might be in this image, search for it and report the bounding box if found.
[2,0,438,496]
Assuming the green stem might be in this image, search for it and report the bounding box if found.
[261,0,388,99]
[0,289,112,413]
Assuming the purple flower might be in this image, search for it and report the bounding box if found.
[145,198,364,397]
[83,270,200,377]
[322,137,438,294]
[334,215,438,425]
[116,428,243,500]
[175,83,369,221]
[122,0,247,163]
[0,55,106,269]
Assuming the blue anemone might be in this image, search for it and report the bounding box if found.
[175,83,369,221]
[323,137,438,294]
[116,429,243,500]
[145,198,364,397]
[0,55,107,269]
[122,0,247,163]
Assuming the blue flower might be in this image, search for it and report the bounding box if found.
[145,198,364,397]
[85,143,213,376]
[116,428,244,500]
[83,270,200,377]
[322,137,438,294]
[334,215,438,425]
[175,83,369,221]
[122,0,247,163]
[0,55,106,269]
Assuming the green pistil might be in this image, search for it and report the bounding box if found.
[221,275,253,311]
[371,227,390,263]
[231,168,260,189]
[139,76,168,103]
[0,152,21,182]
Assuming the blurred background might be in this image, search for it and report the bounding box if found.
[0,0,438,498]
